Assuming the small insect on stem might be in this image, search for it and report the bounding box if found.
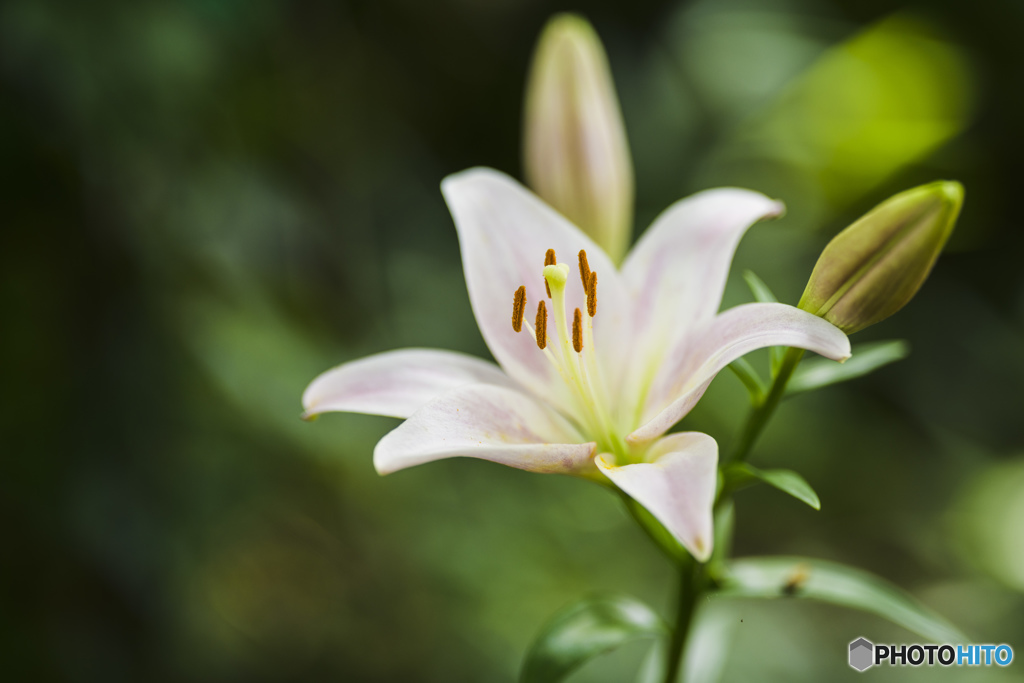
[782,563,811,596]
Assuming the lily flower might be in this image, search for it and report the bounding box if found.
[302,168,850,561]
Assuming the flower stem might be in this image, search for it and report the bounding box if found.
[729,347,805,465]
[637,348,806,681]
[663,556,703,683]
[658,349,810,679]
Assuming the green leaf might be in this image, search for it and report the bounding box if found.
[633,640,665,683]
[682,604,738,683]
[521,594,667,683]
[727,357,766,402]
[787,339,909,395]
[743,270,778,304]
[716,556,966,643]
[707,501,735,582]
[743,271,786,376]
[636,603,737,683]
[723,463,821,510]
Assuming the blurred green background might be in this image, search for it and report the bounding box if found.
[3,0,1023,680]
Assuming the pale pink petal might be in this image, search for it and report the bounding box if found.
[629,303,850,444]
[373,383,596,476]
[616,190,784,414]
[597,432,718,562]
[441,168,631,418]
[302,348,517,419]
[621,188,785,332]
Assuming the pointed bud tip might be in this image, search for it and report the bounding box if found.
[897,180,964,227]
[909,179,964,213]
[937,179,965,208]
[542,12,597,41]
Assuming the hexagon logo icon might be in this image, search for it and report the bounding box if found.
[849,637,874,671]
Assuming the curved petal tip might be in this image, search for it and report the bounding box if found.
[597,432,718,562]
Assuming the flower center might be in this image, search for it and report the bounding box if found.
[511,249,628,460]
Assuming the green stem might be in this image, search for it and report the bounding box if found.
[619,490,706,682]
[663,557,703,683]
[728,347,804,465]
[658,348,807,680]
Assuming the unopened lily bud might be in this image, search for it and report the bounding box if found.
[523,13,634,264]
[799,181,964,334]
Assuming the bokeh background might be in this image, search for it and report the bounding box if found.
[3,0,1023,680]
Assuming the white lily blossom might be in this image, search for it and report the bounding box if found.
[303,168,850,561]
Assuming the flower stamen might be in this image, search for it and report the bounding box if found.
[578,249,591,292]
[544,248,556,297]
[572,308,583,353]
[512,285,526,332]
[587,271,597,317]
[535,301,547,349]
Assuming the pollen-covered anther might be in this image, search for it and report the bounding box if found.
[535,301,547,349]
[512,285,526,332]
[572,308,583,353]
[578,249,591,291]
[544,249,556,297]
[587,271,597,317]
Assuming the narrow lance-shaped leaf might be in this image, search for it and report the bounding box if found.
[723,463,821,510]
[521,594,667,683]
[634,640,666,683]
[787,339,909,395]
[743,270,786,375]
[743,270,779,304]
[682,605,740,683]
[634,603,738,683]
[727,357,766,403]
[707,500,735,582]
[716,556,967,643]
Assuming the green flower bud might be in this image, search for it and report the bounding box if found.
[523,14,634,264]
[798,181,964,334]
